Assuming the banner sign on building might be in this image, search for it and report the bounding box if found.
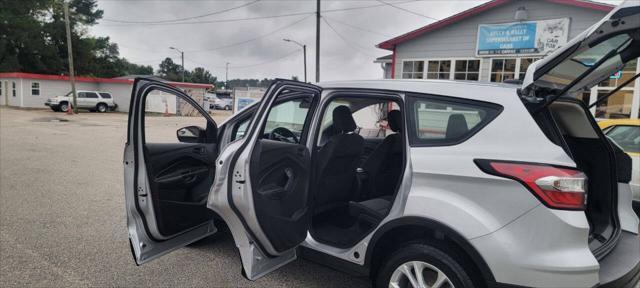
[476,18,569,56]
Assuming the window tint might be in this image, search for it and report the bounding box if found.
[232,117,251,141]
[144,91,211,144]
[605,125,640,153]
[407,95,501,146]
[85,92,99,98]
[99,92,112,99]
[77,92,87,98]
[261,98,310,144]
[31,82,40,96]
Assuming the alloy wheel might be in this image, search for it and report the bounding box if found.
[389,261,453,288]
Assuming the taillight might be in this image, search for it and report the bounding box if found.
[475,160,587,210]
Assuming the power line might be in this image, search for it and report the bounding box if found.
[322,17,377,58]
[101,11,313,26]
[102,0,261,24]
[230,49,300,69]
[185,14,312,53]
[99,0,420,27]
[322,15,391,38]
[374,0,438,21]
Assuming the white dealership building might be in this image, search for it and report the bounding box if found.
[375,0,639,119]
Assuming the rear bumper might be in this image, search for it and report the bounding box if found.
[597,231,640,288]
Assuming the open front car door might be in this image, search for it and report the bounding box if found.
[207,79,321,280]
[124,78,219,264]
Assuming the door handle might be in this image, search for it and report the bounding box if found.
[192,147,206,154]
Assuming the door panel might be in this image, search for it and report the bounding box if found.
[219,79,321,279]
[250,139,311,253]
[125,78,219,265]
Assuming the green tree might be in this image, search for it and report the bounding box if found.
[0,0,149,78]
[157,57,182,81]
[190,67,215,84]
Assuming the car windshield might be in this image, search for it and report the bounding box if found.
[536,33,633,95]
[606,125,640,153]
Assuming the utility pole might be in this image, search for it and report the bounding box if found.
[63,1,77,114]
[315,0,320,83]
[225,62,230,89]
[283,39,307,82]
[169,47,185,82]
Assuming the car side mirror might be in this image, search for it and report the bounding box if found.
[177,126,206,143]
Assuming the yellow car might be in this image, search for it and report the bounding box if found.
[598,118,640,214]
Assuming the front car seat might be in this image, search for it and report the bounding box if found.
[314,105,364,212]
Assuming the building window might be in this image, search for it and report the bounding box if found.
[12,82,16,97]
[402,61,424,79]
[0,82,2,97]
[490,59,516,82]
[593,59,637,119]
[454,59,480,81]
[426,60,451,79]
[519,58,540,79]
[31,82,40,96]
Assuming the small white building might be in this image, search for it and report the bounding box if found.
[0,72,214,112]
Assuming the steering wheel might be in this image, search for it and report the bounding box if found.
[269,127,299,143]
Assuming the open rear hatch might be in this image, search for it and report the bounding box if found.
[518,1,640,259]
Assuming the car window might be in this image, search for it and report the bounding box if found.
[605,125,640,153]
[261,98,310,144]
[85,92,99,98]
[99,93,112,99]
[144,91,211,144]
[77,92,87,98]
[232,117,251,141]
[407,95,501,146]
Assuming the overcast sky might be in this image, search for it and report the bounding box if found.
[90,0,622,82]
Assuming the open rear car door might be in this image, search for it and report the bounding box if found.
[207,80,321,280]
[124,78,219,264]
[519,0,640,109]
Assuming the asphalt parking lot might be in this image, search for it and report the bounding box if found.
[0,107,369,287]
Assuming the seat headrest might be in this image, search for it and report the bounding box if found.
[387,110,401,132]
[333,105,357,133]
[445,114,469,139]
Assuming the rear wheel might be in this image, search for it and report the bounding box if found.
[97,103,108,113]
[374,243,475,288]
[224,105,231,111]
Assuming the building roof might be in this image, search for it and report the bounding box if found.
[374,54,393,63]
[376,0,614,50]
[0,72,214,89]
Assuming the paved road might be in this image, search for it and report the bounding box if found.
[0,107,369,287]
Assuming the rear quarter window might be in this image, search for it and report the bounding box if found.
[407,94,502,146]
[99,93,112,99]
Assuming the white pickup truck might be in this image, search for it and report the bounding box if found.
[45,90,118,112]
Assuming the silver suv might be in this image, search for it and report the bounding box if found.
[123,3,639,288]
[45,90,117,112]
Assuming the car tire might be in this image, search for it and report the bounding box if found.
[59,102,69,113]
[374,243,475,288]
[225,105,231,111]
[97,103,108,113]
